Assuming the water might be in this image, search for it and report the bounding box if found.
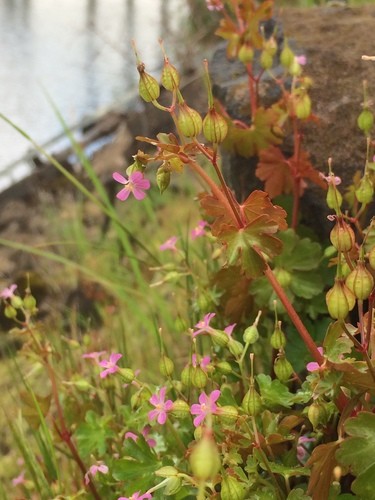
[0,0,188,190]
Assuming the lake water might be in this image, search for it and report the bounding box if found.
[0,0,188,189]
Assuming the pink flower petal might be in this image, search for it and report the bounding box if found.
[113,172,128,184]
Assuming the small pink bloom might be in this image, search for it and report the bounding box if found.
[297,435,315,462]
[84,462,109,485]
[191,390,221,427]
[148,386,173,425]
[124,431,138,441]
[98,353,122,378]
[0,283,17,300]
[192,354,211,372]
[296,55,307,66]
[113,171,150,201]
[224,323,236,338]
[82,351,106,361]
[306,347,324,372]
[191,220,208,240]
[118,492,152,500]
[12,471,25,487]
[192,312,216,337]
[206,0,224,11]
[159,236,178,252]
[319,172,342,186]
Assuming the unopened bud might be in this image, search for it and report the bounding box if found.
[170,399,190,419]
[326,183,343,210]
[161,60,180,91]
[355,174,374,204]
[280,42,295,68]
[10,295,23,309]
[217,405,238,424]
[260,50,273,70]
[23,293,37,311]
[203,109,228,144]
[155,466,178,478]
[191,366,208,388]
[330,219,355,252]
[119,368,135,383]
[156,167,171,194]
[369,246,375,270]
[189,432,221,480]
[164,476,182,496]
[177,103,202,138]
[345,261,374,300]
[357,109,374,135]
[211,329,230,347]
[243,325,259,344]
[270,322,286,349]
[216,361,232,374]
[159,355,174,376]
[242,386,262,416]
[288,58,302,77]
[4,304,17,319]
[181,365,193,386]
[295,93,311,120]
[238,43,254,64]
[228,339,244,357]
[326,278,356,319]
[308,401,327,429]
[274,355,294,382]
[137,63,160,102]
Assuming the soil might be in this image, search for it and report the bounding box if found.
[0,4,375,336]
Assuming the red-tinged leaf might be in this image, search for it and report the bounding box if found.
[329,361,375,392]
[240,190,288,231]
[198,191,236,237]
[256,146,293,198]
[246,0,274,49]
[288,150,327,192]
[306,441,341,500]
[215,17,238,42]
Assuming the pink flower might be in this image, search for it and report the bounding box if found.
[296,55,307,66]
[319,172,342,186]
[98,353,122,378]
[0,283,17,300]
[113,171,150,201]
[191,220,208,240]
[306,347,324,372]
[82,351,106,361]
[12,471,25,487]
[159,236,178,252]
[118,492,152,500]
[84,462,109,485]
[124,431,138,441]
[297,435,315,462]
[224,323,236,338]
[206,0,224,11]
[192,354,211,372]
[192,313,216,337]
[148,386,173,425]
[141,426,157,448]
[190,390,221,427]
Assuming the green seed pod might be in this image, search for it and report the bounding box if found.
[203,109,228,144]
[164,476,182,496]
[260,50,273,70]
[189,432,221,480]
[119,368,135,384]
[274,268,292,288]
[295,94,311,120]
[170,399,190,419]
[221,474,246,500]
[326,183,343,210]
[211,329,230,347]
[274,355,294,382]
[369,246,375,270]
[156,167,171,194]
[264,37,277,57]
[4,304,17,319]
[216,361,232,374]
[155,465,178,478]
[330,219,355,252]
[326,278,356,319]
[10,295,23,309]
[357,109,374,134]
[131,387,152,409]
[280,42,295,68]
[161,60,180,91]
[288,58,302,77]
[159,355,174,377]
[218,405,238,424]
[345,261,374,300]
[355,174,374,204]
[242,386,262,416]
[238,43,254,64]
[23,293,37,311]
[243,325,259,344]
[308,401,328,429]
[174,316,187,333]
[177,103,203,138]
[137,63,160,102]
[181,365,193,386]
[228,339,244,357]
[270,322,286,350]
[191,366,208,389]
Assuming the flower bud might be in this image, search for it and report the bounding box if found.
[274,268,292,288]
[161,60,180,91]
[131,387,152,409]
[264,37,277,57]
[243,325,259,344]
[216,361,232,374]
[156,167,171,194]
[280,42,295,68]
[308,401,328,429]
[175,316,187,333]
[295,94,311,120]
[23,293,37,311]
[369,246,375,270]
[221,474,246,500]
[119,368,135,384]
[326,183,342,210]
[228,339,244,357]
[218,405,238,424]
[137,63,160,102]
[274,355,294,382]
[164,476,182,496]
[355,174,374,204]
[260,50,273,70]
[191,366,208,388]
[155,466,178,478]
[357,109,374,134]
[4,304,17,319]
[159,355,174,377]
[189,432,221,480]
[10,295,23,309]
[170,399,190,419]
[211,329,230,347]
[242,386,262,416]
[203,109,228,144]
[345,261,374,300]
[288,58,302,77]
[238,43,254,64]
[326,278,356,319]
[270,322,286,350]
[177,103,202,138]
[181,365,193,386]
[330,219,355,252]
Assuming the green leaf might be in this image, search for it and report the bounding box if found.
[75,410,115,458]
[351,463,375,499]
[260,462,310,478]
[256,374,294,408]
[290,270,323,299]
[287,489,311,499]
